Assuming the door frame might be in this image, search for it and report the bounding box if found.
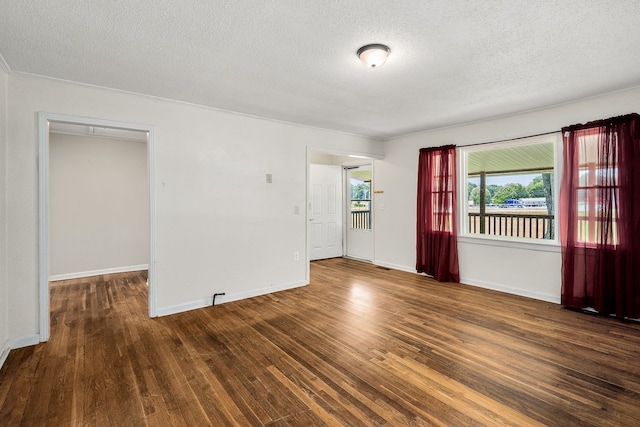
[37,112,156,342]
[305,146,381,284]
[344,162,374,262]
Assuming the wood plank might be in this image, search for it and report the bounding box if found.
[1,258,639,425]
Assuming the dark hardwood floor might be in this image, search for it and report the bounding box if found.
[1,258,640,426]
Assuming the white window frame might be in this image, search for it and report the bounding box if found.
[457,133,562,252]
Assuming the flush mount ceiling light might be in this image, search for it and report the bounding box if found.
[357,44,390,68]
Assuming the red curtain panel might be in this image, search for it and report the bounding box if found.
[560,113,640,318]
[416,145,460,282]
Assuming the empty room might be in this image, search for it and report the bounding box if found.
[1,2,640,426]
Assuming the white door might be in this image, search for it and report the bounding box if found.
[309,164,343,260]
[346,165,373,261]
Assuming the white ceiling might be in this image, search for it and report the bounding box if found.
[1,1,639,140]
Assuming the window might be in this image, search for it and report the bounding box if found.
[349,170,371,230]
[430,150,455,233]
[575,132,619,245]
[461,134,559,242]
[559,113,640,318]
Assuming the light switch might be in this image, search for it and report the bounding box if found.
[266,173,272,183]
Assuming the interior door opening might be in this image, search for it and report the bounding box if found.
[307,150,377,283]
[345,165,373,261]
[38,113,156,342]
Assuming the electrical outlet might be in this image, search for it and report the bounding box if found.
[293,251,300,261]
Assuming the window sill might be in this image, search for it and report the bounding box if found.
[457,235,561,253]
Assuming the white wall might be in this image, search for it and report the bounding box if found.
[375,87,640,303]
[49,133,149,279]
[5,74,383,343]
[0,63,9,366]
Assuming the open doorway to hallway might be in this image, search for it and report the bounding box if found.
[308,151,374,264]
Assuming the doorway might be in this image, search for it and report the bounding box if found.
[345,165,373,261]
[38,113,156,342]
[307,150,375,278]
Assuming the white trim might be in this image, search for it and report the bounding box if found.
[49,264,149,282]
[459,276,560,304]
[38,112,157,343]
[305,147,310,285]
[10,334,41,349]
[14,71,380,141]
[371,161,376,262]
[147,127,157,318]
[383,86,640,142]
[0,335,41,368]
[373,260,416,274]
[156,280,308,317]
[372,260,560,303]
[38,114,50,341]
[0,333,42,370]
[0,340,9,370]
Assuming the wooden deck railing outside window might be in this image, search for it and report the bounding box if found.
[468,212,554,239]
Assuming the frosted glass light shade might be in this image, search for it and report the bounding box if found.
[357,44,390,68]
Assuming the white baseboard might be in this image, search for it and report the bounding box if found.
[372,260,560,304]
[373,260,416,274]
[459,276,560,304]
[156,279,308,317]
[11,334,41,349]
[0,334,41,371]
[0,340,9,371]
[49,264,149,282]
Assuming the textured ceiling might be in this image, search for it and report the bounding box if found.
[1,1,639,140]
